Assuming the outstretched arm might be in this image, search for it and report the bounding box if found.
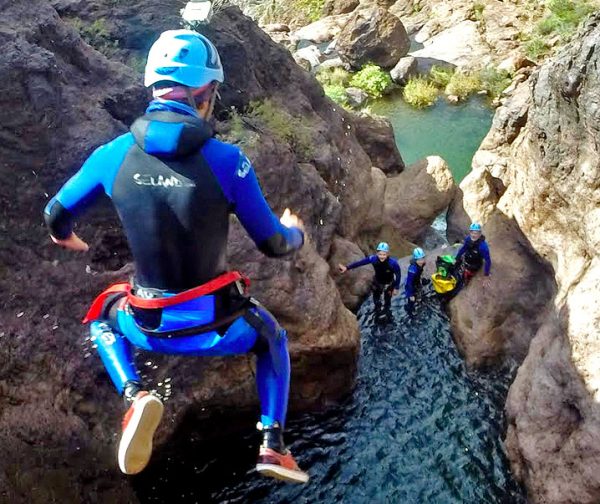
[230,154,304,257]
[44,156,104,251]
[43,135,131,252]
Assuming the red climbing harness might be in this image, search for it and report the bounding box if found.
[82,271,250,323]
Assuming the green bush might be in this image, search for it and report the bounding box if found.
[479,66,512,99]
[429,65,454,89]
[403,78,438,108]
[525,36,550,60]
[247,99,314,159]
[349,64,393,99]
[445,71,482,99]
[471,1,485,21]
[324,84,349,106]
[316,67,351,87]
[70,18,118,57]
[535,0,595,40]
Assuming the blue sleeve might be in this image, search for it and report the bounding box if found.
[391,258,401,289]
[481,242,492,275]
[43,134,134,238]
[347,255,376,270]
[404,265,417,297]
[204,140,303,257]
[455,236,470,258]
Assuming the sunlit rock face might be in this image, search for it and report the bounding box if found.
[449,14,600,503]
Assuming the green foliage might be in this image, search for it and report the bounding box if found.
[256,0,325,25]
[403,78,438,108]
[471,1,485,21]
[478,66,512,99]
[349,64,393,99]
[535,0,595,41]
[70,18,118,57]
[316,67,351,87]
[324,84,349,106]
[429,65,454,89]
[525,35,550,59]
[247,99,314,159]
[445,71,482,99]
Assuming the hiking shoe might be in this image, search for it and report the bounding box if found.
[118,391,164,475]
[256,446,309,484]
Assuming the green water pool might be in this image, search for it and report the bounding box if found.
[370,93,494,182]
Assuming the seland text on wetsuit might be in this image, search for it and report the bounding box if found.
[346,255,401,310]
[44,99,303,428]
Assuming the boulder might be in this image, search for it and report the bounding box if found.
[450,14,600,501]
[346,86,369,107]
[390,56,418,85]
[318,56,347,70]
[328,236,374,309]
[350,113,405,174]
[413,56,456,76]
[290,13,353,44]
[445,188,471,244]
[383,156,455,242]
[323,0,360,16]
[293,44,323,69]
[336,6,410,69]
[410,20,491,69]
[448,212,556,367]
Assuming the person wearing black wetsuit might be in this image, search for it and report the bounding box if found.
[455,222,492,286]
[338,242,401,313]
[44,30,308,483]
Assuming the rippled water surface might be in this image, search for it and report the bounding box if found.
[135,295,526,503]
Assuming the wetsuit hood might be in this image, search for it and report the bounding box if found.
[130,109,213,158]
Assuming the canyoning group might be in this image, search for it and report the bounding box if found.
[43,25,492,485]
[339,221,492,320]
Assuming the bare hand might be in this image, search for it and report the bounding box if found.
[409,296,415,302]
[51,232,89,252]
[393,289,399,296]
[483,276,491,288]
[280,208,304,231]
[338,264,348,274]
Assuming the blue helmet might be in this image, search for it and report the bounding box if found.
[376,242,390,253]
[413,247,426,260]
[144,30,224,90]
[469,222,482,232]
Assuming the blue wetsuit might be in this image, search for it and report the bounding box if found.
[346,255,401,310]
[455,235,492,276]
[404,260,424,299]
[44,99,303,428]
[404,259,424,315]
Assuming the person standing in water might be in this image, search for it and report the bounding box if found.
[338,242,401,313]
[404,247,426,315]
[455,222,492,287]
[44,29,308,483]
